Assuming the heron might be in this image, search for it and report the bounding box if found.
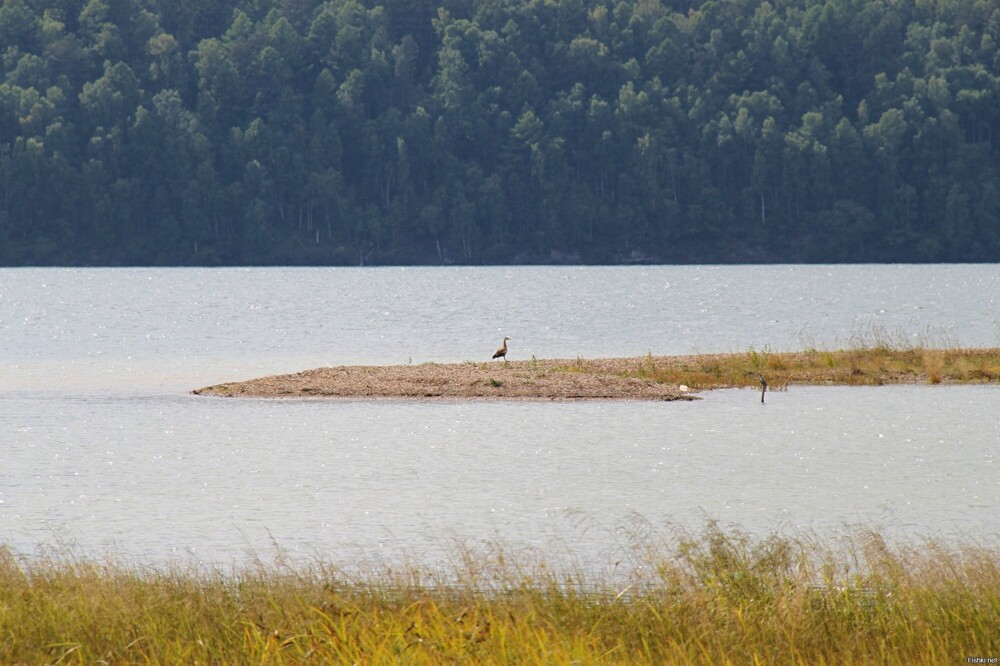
[492,336,510,362]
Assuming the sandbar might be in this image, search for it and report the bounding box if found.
[192,357,699,401]
[192,347,1000,401]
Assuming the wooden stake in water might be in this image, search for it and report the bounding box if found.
[758,374,767,403]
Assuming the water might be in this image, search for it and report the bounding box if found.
[1,265,998,567]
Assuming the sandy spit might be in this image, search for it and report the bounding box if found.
[192,357,698,401]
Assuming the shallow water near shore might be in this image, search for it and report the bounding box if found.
[1,265,999,566]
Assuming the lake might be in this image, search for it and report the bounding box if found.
[1,265,998,568]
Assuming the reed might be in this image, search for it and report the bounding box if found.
[2,525,998,664]
[621,346,1000,391]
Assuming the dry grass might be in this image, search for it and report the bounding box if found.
[2,526,999,664]
[619,346,1000,391]
[540,345,1000,400]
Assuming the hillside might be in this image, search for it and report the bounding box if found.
[2,0,999,265]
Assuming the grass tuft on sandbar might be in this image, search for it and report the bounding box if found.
[616,346,1000,391]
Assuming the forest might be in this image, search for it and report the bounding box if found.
[1,0,999,265]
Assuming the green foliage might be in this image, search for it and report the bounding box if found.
[1,0,1000,265]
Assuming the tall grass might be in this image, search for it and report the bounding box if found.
[551,325,1000,392]
[618,346,1000,391]
[3,525,998,664]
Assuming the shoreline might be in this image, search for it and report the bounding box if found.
[192,347,1000,400]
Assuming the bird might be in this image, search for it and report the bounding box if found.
[492,336,510,362]
[758,374,767,403]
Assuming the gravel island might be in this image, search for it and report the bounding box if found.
[192,347,1000,401]
[192,356,699,401]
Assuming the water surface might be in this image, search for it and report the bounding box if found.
[1,266,998,566]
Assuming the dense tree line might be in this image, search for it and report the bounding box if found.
[1,0,999,265]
